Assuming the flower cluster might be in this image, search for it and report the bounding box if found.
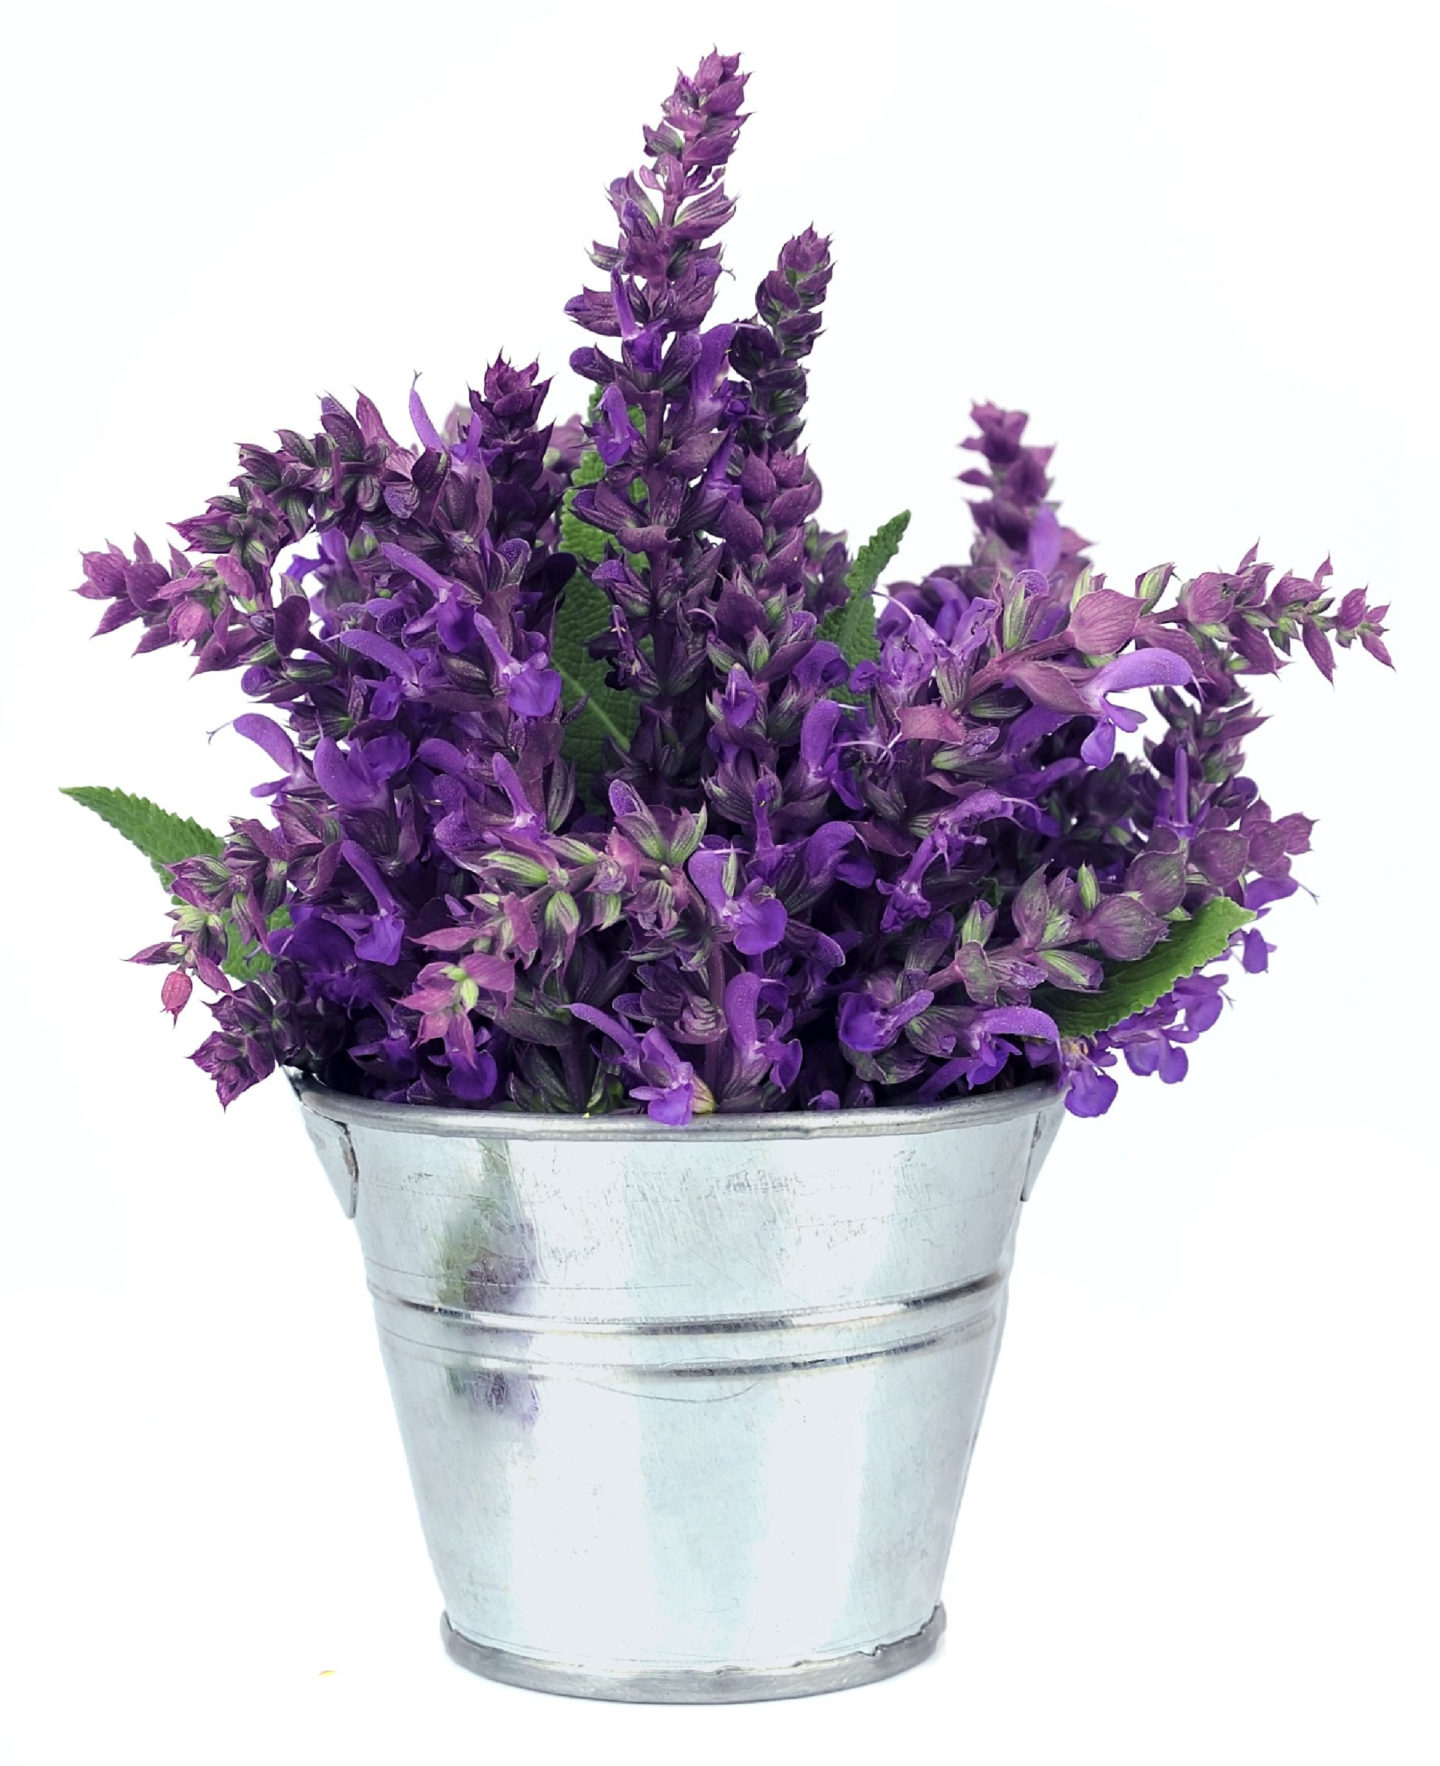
[75,51,1390,1121]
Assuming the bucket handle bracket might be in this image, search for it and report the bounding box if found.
[303,1110,360,1219]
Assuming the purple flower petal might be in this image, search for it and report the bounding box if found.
[1065,1064,1119,1117]
[1090,649,1193,694]
[1079,718,1117,767]
[734,893,787,955]
[233,713,296,773]
[338,628,418,683]
[508,663,562,718]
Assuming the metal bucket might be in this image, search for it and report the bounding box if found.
[294,1077,1063,1702]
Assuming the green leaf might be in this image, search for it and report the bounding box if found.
[550,447,642,801]
[222,906,290,981]
[62,786,222,885]
[815,510,910,701]
[559,507,609,565]
[552,572,640,799]
[558,446,609,565]
[571,447,606,488]
[65,787,293,985]
[222,921,267,981]
[834,580,880,669]
[1042,897,1255,1039]
[845,509,911,598]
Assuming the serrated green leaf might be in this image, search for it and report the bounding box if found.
[816,582,881,672]
[221,906,291,981]
[222,921,269,981]
[571,446,606,487]
[816,593,876,702]
[65,784,277,981]
[845,509,911,598]
[815,511,909,702]
[550,448,641,801]
[1041,896,1255,1039]
[552,572,640,801]
[559,507,609,565]
[558,447,609,565]
[62,786,223,884]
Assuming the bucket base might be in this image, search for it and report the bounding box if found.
[440,1605,946,1703]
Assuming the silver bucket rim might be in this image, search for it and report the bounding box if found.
[289,1070,1063,1143]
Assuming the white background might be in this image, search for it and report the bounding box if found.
[2,1,1435,1760]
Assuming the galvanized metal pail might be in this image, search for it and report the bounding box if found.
[294,1078,1063,1702]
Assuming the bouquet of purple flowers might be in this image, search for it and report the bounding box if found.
[69,51,1390,1123]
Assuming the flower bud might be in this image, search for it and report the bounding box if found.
[161,970,192,1021]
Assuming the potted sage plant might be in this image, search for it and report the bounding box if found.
[68,51,1390,1702]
